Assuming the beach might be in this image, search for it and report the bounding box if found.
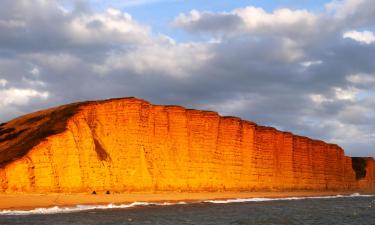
[1,191,374,210]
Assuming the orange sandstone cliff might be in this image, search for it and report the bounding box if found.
[0,97,374,193]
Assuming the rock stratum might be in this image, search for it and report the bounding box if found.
[0,97,374,193]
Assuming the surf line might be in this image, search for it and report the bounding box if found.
[1,193,374,215]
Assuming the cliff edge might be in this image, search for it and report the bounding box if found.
[0,97,374,193]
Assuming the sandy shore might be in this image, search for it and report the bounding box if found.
[1,191,374,210]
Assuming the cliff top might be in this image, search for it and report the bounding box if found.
[0,97,366,168]
[0,102,85,167]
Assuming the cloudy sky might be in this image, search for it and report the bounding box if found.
[0,0,374,156]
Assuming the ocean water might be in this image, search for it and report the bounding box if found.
[0,194,375,225]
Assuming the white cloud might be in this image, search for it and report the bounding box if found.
[0,88,49,107]
[235,7,317,30]
[347,73,375,83]
[67,8,150,45]
[30,67,40,76]
[174,10,200,25]
[0,79,7,87]
[301,60,323,67]
[343,30,375,44]
[310,94,332,104]
[93,41,213,78]
[310,86,359,104]
[334,87,358,101]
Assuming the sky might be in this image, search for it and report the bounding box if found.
[0,0,375,157]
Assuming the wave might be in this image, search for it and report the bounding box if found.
[204,193,374,204]
[0,201,187,216]
[1,193,373,215]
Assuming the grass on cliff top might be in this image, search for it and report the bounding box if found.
[0,103,85,167]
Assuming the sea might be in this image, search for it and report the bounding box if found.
[0,193,374,225]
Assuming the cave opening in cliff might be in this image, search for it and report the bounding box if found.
[351,157,367,180]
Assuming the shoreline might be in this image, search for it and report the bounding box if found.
[1,191,375,211]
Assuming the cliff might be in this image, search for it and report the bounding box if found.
[0,97,374,193]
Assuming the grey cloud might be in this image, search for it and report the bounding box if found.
[0,0,374,157]
[0,0,149,55]
[326,0,375,27]
[173,11,244,35]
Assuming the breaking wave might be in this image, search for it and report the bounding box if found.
[0,201,187,216]
[1,193,373,215]
[204,192,374,204]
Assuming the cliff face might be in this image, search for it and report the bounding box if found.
[0,97,374,193]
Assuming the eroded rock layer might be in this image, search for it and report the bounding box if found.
[0,97,374,193]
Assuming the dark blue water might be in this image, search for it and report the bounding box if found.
[1,195,375,225]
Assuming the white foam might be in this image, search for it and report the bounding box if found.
[0,193,373,215]
[0,201,187,216]
[204,193,375,204]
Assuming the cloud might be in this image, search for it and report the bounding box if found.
[326,0,375,16]
[0,88,49,107]
[0,79,7,87]
[334,87,358,101]
[343,30,375,44]
[301,60,323,67]
[88,0,170,8]
[67,8,150,45]
[347,73,375,84]
[325,0,375,27]
[173,10,244,35]
[0,1,150,54]
[325,0,365,18]
[0,0,374,157]
[92,40,213,78]
[174,7,318,40]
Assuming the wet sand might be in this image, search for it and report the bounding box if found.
[1,191,374,210]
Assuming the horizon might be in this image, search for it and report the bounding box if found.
[0,0,374,157]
